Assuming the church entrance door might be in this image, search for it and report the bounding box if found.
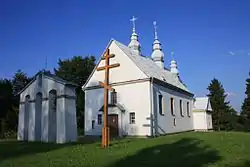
[108,114,118,137]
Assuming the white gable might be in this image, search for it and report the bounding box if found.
[20,73,77,101]
[193,97,212,111]
[83,39,191,94]
[83,40,148,88]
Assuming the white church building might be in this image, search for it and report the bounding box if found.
[83,18,213,137]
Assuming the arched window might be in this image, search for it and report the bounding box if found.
[180,100,184,117]
[24,95,30,141]
[35,92,42,140]
[48,90,57,142]
[158,94,163,115]
[187,102,190,117]
[170,97,175,116]
[49,90,57,112]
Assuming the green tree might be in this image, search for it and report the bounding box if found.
[0,79,14,137]
[54,56,96,86]
[12,69,32,95]
[54,56,96,134]
[0,79,13,119]
[207,78,236,131]
[240,72,250,131]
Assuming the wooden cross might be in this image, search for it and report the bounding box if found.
[97,49,120,148]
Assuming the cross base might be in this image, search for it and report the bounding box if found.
[101,127,110,148]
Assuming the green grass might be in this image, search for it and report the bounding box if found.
[0,132,250,167]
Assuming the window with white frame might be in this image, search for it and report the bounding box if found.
[170,97,175,116]
[187,102,190,117]
[180,100,184,117]
[158,94,164,115]
[110,90,117,104]
[129,112,135,124]
[98,114,102,125]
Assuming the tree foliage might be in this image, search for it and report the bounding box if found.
[0,70,32,137]
[240,73,250,130]
[54,56,96,86]
[0,79,13,119]
[54,55,96,133]
[207,78,237,131]
[12,69,32,95]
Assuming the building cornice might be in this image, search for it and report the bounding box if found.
[83,77,193,97]
[151,77,194,97]
[83,78,150,90]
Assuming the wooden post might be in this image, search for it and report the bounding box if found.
[97,49,120,148]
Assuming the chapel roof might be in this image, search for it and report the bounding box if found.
[17,71,78,95]
[193,97,212,111]
[113,40,189,92]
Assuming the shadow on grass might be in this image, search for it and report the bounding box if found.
[228,161,250,167]
[108,138,221,167]
[0,136,101,160]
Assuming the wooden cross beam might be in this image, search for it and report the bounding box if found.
[99,81,114,91]
[97,49,120,148]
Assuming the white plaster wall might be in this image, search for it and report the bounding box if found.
[65,98,77,142]
[193,112,207,130]
[41,100,49,142]
[17,104,25,140]
[19,75,77,143]
[152,83,194,135]
[84,81,151,136]
[56,98,65,143]
[43,77,66,97]
[206,112,213,129]
[65,86,76,97]
[20,77,66,102]
[84,88,103,135]
[85,41,147,88]
[28,102,36,141]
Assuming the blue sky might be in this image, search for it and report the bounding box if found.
[1,0,249,111]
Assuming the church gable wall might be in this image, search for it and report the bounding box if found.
[84,81,151,136]
[20,80,39,102]
[85,41,148,88]
[20,76,68,102]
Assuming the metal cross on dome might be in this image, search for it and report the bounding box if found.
[130,16,137,33]
[153,21,158,40]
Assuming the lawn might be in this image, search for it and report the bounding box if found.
[0,132,250,167]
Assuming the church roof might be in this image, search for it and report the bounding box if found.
[193,97,212,111]
[99,103,126,112]
[113,40,189,92]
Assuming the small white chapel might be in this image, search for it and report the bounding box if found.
[17,71,78,143]
[83,17,213,137]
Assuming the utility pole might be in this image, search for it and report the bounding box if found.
[97,49,120,148]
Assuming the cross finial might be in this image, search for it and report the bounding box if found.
[153,21,158,40]
[130,16,137,33]
[171,51,175,60]
[45,55,47,70]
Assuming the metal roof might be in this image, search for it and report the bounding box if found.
[193,97,212,111]
[113,40,189,92]
[99,103,126,112]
